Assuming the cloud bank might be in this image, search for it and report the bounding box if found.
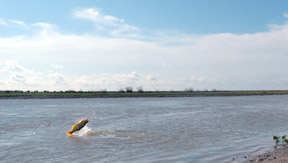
[0,8,288,91]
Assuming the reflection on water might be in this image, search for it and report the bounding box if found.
[1,95,288,162]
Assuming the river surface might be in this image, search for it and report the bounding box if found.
[1,95,288,162]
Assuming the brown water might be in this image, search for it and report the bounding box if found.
[1,95,288,162]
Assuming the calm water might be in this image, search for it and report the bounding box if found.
[1,95,288,163]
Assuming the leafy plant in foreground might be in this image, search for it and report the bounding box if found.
[273,135,288,148]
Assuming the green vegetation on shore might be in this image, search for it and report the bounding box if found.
[0,90,288,99]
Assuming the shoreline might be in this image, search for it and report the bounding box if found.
[0,90,288,99]
[244,146,288,162]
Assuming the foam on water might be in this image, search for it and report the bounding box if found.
[77,125,92,137]
[75,126,116,138]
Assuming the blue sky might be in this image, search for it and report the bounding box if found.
[0,0,287,35]
[0,0,288,91]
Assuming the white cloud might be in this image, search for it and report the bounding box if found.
[160,62,170,68]
[74,8,100,21]
[74,8,140,36]
[74,8,122,27]
[72,72,175,91]
[0,18,57,36]
[10,20,26,26]
[49,72,66,85]
[32,22,55,29]
[283,13,288,18]
[190,76,205,82]
[104,15,120,24]
[0,19,31,32]
[0,20,6,26]
[31,22,58,36]
[0,61,68,91]
[50,64,63,69]
[0,61,44,88]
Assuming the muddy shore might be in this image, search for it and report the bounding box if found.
[243,146,288,163]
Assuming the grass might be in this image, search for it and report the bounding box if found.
[0,90,288,99]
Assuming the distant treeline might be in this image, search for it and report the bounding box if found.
[0,90,288,99]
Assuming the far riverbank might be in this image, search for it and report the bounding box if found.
[0,90,288,99]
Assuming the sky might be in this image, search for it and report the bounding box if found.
[0,0,288,91]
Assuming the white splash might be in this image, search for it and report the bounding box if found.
[77,125,92,137]
[73,125,118,138]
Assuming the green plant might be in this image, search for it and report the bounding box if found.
[99,89,107,93]
[118,89,125,93]
[273,136,279,143]
[137,86,144,93]
[185,88,194,92]
[125,87,133,93]
[282,135,288,143]
[273,135,288,148]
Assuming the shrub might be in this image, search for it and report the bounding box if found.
[99,89,107,93]
[125,87,133,93]
[185,88,194,92]
[137,86,144,93]
[118,89,125,93]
